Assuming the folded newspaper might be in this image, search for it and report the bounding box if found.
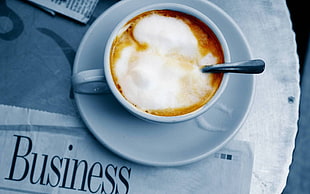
[25,0,99,24]
[0,1,254,193]
[0,105,253,194]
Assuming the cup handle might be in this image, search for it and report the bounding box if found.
[72,69,111,94]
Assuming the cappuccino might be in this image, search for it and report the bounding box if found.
[110,10,224,116]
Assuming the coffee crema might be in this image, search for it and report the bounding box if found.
[110,10,224,116]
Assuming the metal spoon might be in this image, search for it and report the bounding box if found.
[201,59,265,74]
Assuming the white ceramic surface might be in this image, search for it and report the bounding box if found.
[73,0,254,166]
[103,3,231,123]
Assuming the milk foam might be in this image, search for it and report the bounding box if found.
[133,14,198,57]
[113,13,220,112]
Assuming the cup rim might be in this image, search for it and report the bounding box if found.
[104,3,231,123]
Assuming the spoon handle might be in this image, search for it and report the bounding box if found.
[201,59,265,74]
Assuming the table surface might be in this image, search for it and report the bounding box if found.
[0,0,300,193]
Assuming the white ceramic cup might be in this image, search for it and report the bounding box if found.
[72,3,231,123]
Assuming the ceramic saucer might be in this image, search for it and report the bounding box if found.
[73,0,254,166]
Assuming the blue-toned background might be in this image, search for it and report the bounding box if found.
[284,0,310,193]
[0,0,308,193]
